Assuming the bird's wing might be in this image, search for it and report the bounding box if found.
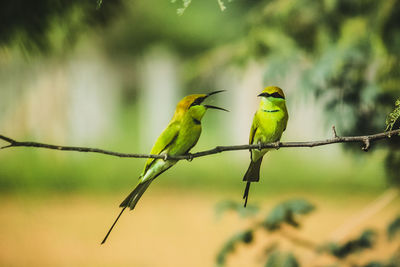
[249,114,262,162]
[283,112,289,132]
[142,121,180,175]
[249,114,258,145]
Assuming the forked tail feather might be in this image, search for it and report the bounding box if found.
[242,158,263,207]
[101,180,152,244]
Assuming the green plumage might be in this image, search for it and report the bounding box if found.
[121,111,203,211]
[101,92,227,244]
[243,86,288,207]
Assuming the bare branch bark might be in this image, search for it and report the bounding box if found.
[0,128,399,160]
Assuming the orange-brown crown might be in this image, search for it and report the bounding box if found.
[172,94,207,119]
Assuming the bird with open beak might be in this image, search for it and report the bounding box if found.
[101,90,228,244]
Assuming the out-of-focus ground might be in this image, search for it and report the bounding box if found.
[0,189,398,267]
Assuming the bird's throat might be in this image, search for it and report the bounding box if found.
[260,97,284,112]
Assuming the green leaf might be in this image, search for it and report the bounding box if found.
[216,230,254,266]
[263,198,315,230]
[362,263,386,267]
[387,215,400,241]
[390,251,400,266]
[265,251,300,267]
[283,253,300,267]
[96,0,103,9]
[265,251,280,267]
[215,200,259,220]
[361,260,399,267]
[176,0,192,15]
[326,229,376,258]
[217,0,226,11]
[385,99,400,133]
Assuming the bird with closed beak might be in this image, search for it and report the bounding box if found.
[242,86,288,207]
[101,90,228,244]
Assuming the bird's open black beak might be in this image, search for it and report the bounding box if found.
[204,105,229,112]
[201,90,228,111]
[206,90,226,97]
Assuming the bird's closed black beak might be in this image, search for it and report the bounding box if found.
[258,92,285,99]
[204,105,229,112]
[258,92,269,97]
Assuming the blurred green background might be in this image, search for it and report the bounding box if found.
[0,0,399,266]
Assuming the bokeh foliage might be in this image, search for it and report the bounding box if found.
[198,0,400,185]
[216,199,400,267]
[263,198,315,230]
[216,198,315,266]
[386,100,400,132]
[0,0,123,53]
[325,229,376,259]
[387,215,400,241]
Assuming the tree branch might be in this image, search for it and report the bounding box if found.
[0,128,399,160]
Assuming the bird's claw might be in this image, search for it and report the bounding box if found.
[163,154,169,161]
[258,142,263,151]
[273,141,281,150]
[186,153,194,162]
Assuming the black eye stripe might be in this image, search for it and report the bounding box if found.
[189,97,206,108]
[270,92,285,99]
[259,92,285,99]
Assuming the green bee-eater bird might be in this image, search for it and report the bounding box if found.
[101,91,228,244]
[242,86,288,207]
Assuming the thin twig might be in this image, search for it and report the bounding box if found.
[0,128,399,160]
[332,125,338,138]
[279,224,318,251]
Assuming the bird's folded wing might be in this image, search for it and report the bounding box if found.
[249,113,258,145]
[141,121,180,175]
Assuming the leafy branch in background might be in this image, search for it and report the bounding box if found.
[386,99,400,133]
[265,252,300,267]
[263,199,315,230]
[325,229,376,259]
[187,0,400,186]
[387,215,400,241]
[171,0,192,15]
[216,199,400,267]
[215,200,259,220]
[384,99,400,185]
[96,0,103,10]
[216,0,233,11]
[0,0,123,53]
[216,198,315,266]
[172,0,231,15]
